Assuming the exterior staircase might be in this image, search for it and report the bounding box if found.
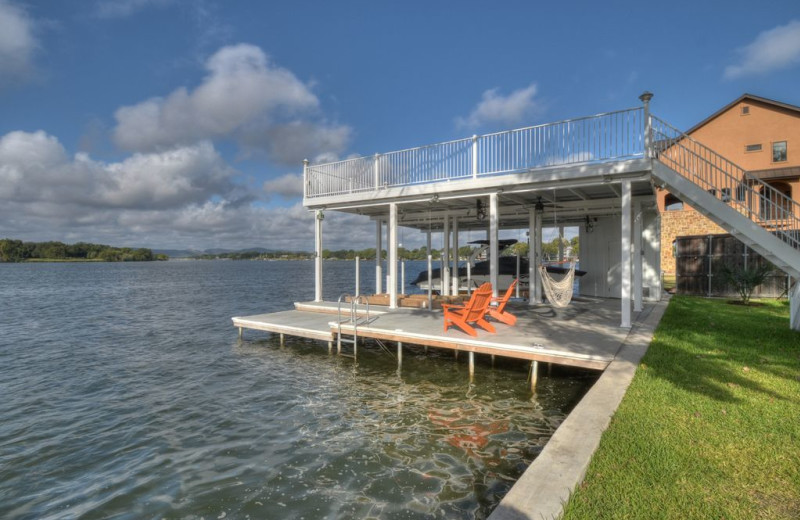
[650,116,800,280]
[649,116,800,329]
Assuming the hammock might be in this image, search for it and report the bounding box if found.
[538,262,576,308]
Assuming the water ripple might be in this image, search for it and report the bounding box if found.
[0,261,596,519]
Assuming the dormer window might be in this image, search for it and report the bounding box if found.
[741,106,750,115]
[773,141,787,162]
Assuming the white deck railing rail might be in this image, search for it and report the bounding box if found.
[305,108,645,198]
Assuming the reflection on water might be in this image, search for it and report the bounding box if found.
[0,260,597,519]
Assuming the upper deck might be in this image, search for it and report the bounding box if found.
[303,107,655,221]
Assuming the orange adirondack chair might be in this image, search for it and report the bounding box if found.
[488,279,518,326]
[442,282,496,337]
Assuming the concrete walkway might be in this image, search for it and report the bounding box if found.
[489,295,670,520]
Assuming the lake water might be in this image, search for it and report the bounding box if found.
[0,260,596,519]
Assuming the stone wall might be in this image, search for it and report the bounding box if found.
[660,208,725,274]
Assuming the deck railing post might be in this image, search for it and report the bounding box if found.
[303,158,309,198]
[472,135,479,178]
[374,153,380,190]
[639,91,653,159]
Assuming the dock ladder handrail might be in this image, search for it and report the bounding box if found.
[336,294,371,359]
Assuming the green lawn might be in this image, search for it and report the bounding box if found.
[562,296,800,520]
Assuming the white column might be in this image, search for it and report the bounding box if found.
[790,281,800,331]
[621,180,632,328]
[442,214,450,296]
[558,225,565,262]
[634,201,643,312]
[534,210,543,303]
[375,220,383,294]
[452,217,459,294]
[529,210,537,305]
[314,209,323,302]
[389,203,398,309]
[489,193,499,297]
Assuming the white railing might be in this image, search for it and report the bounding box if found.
[652,116,800,250]
[305,108,645,198]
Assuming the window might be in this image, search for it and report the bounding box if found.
[745,143,762,152]
[664,194,683,211]
[741,106,750,115]
[773,141,787,162]
[721,187,731,203]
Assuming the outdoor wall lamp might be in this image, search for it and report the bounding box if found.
[584,215,597,233]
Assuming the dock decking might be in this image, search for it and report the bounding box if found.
[233,297,653,371]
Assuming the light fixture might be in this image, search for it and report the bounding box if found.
[534,197,544,214]
[430,194,439,203]
[476,199,487,221]
[584,215,596,233]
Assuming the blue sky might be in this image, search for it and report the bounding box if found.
[1,0,800,251]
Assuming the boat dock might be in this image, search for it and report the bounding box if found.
[233,297,653,376]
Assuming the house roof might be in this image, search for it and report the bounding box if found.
[686,93,800,135]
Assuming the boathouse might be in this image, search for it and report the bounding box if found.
[234,93,800,371]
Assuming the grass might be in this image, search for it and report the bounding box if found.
[561,296,800,520]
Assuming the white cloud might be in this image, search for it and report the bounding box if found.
[263,173,304,200]
[0,129,379,250]
[0,0,37,85]
[0,130,237,210]
[456,84,542,130]
[724,20,800,79]
[112,43,351,165]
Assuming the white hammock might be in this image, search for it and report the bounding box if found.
[538,262,576,308]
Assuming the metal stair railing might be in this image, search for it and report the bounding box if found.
[651,115,800,251]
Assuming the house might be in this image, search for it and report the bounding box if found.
[658,94,800,275]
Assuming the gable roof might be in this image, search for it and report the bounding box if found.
[686,93,800,135]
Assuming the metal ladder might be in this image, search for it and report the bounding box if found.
[335,294,371,360]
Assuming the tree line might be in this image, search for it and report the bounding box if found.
[194,236,579,262]
[0,239,167,263]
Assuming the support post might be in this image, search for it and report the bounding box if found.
[376,220,383,294]
[427,254,433,310]
[389,203,398,309]
[397,342,403,369]
[634,202,643,312]
[401,261,405,296]
[452,217,459,294]
[516,254,521,298]
[280,333,285,348]
[469,351,475,381]
[328,341,333,354]
[355,256,360,298]
[558,225,565,262]
[621,180,632,328]
[790,281,800,331]
[530,360,538,392]
[238,327,242,339]
[442,214,450,296]
[314,209,323,302]
[529,208,543,304]
[489,193,499,298]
